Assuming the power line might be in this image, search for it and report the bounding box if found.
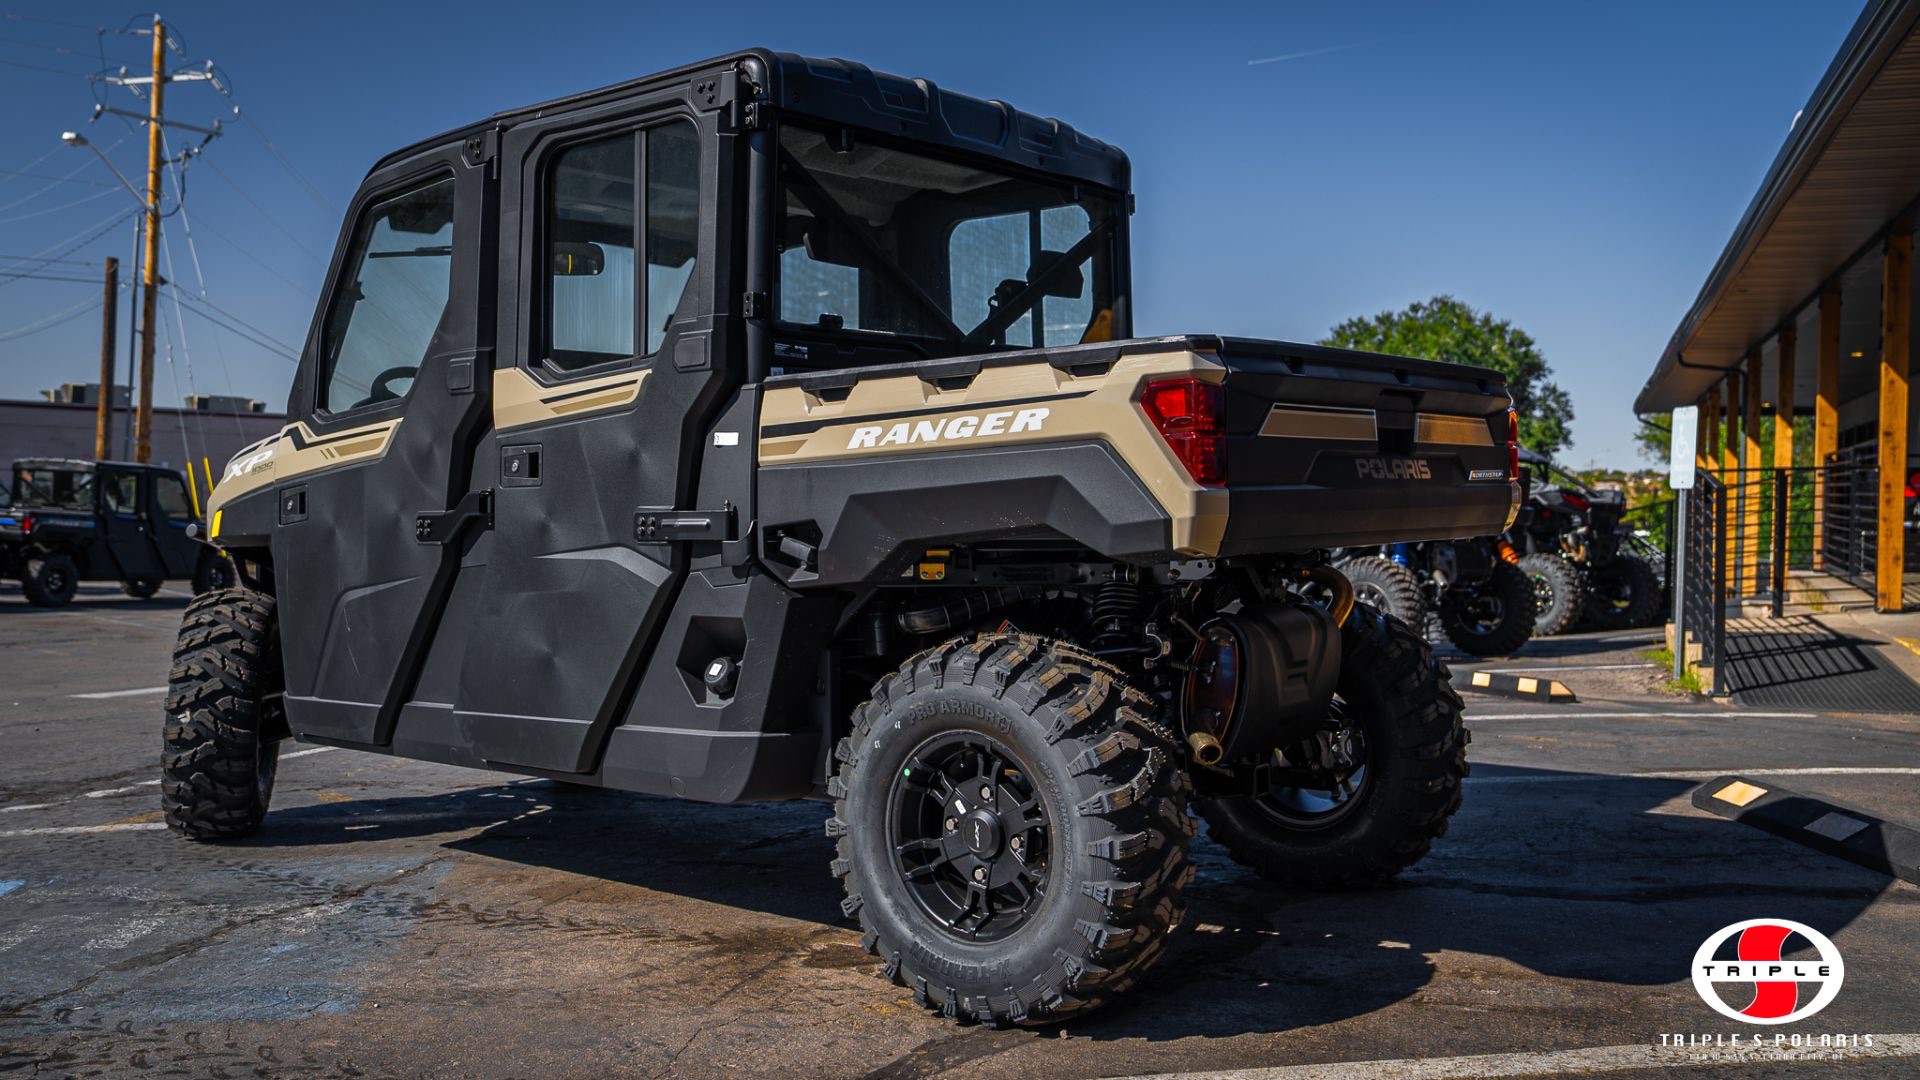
[0,208,138,283]
[0,185,118,224]
[196,155,331,266]
[233,111,339,215]
[165,287,299,360]
[0,167,115,189]
[0,53,90,76]
[0,133,127,214]
[0,293,99,342]
[1,12,108,34]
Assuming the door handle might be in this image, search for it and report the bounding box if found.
[416,489,494,545]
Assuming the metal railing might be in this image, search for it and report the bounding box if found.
[1680,474,1727,693]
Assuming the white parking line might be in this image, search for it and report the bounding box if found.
[1466,711,1815,720]
[69,686,168,700]
[0,823,168,838]
[1469,766,1920,785]
[1115,1033,1920,1079]
[1473,662,1657,675]
[0,746,336,815]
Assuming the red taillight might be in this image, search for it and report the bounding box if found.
[1506,408,1519,480]
[19,514,33,535]
[1140,377,1226,485]
[1564,492,1590,513]
[1907,471,1919,499]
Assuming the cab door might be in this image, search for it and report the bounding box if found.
[270,138,495,747]
[148,470,202,577]
[98,467,166,581]
[443,90,730,774]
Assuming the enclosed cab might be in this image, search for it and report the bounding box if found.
[175,51,1516,1026]
[2,458,231,605]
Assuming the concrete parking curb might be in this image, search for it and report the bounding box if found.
[1452,669,1576,703]
[1692,774,1920,885]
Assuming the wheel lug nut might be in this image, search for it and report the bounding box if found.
[979,785,994,801]
[944,817,957,833]
[972,866,987,882]
[1009,836,1022,851]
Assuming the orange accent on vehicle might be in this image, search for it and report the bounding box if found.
[1495,539,1521,564]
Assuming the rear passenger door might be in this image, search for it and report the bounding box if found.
[443,93,724,774]
[270,140,495,747]
[148,471,201,577]
[99,467,166,581]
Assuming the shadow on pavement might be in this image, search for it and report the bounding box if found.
[241,761,1891,1042]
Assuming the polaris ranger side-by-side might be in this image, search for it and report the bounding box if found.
[167,51,1519,1025]
[3,458,233,605]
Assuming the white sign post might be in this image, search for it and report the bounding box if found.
[1667,406,1699,679]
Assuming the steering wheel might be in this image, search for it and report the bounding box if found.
[366,365,419,404]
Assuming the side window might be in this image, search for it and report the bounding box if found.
[318,175,457,415]
[645,121,699,355]
[547,135,637,370]
[949,205,1092,349]
[154,474,192,522]
[103,471,138,513]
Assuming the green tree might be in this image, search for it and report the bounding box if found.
[1321,295,1573,455]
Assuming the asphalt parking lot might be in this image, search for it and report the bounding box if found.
[3,588,1918,1078]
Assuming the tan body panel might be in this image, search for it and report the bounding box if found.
[206,418,402,522]
[492,366,651,432]
[758,349,1228,556]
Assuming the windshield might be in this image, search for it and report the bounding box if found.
[775,124,1125,355]
[11,466,94,510]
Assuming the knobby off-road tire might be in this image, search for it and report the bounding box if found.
[1519,553,1584,637]
[829,634,1194,1026]
[21,553,78,607]
[122,578,162,599]
[1438,560,1536,657]
[162,588,285,839]
[1341,555,1426,628]
[1198,603,1469,889]
[1584,553,1661,631]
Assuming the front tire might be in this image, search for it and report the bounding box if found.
[1438,560,1535,656]
[830,635,1193,1025]
[1197,604,1469,889]
[191,551,235,595]
[21,553,78,607]
[161,589,284,840]
[1341,555,1426,628]
[1519,553,1583,636]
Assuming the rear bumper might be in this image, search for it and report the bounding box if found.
[1219,479,1520,554]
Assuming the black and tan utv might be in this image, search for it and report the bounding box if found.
[165,50,1519,1025]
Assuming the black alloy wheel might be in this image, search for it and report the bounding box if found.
[888,731,1051,943]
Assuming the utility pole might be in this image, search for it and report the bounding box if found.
[134,16,166,465]
[95,256,119,460]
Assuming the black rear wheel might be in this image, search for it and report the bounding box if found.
[1519,553,1583,636]
[161,589,284,840]
[123,578,162,599]
[21,553,78,607]
[1584,553,1661,631]
[1197,603,1469,889]
[831,634,1193,1025]
[1340,555,1426,628]
[1438,561,1535,656]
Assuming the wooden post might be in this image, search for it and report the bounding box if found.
[1744,352,1765,594]
[1724,372,1742,476]
[1704,390,1720,466]
[134,16,165,464]
[1816,289,1840,567]
[1876,227,1911,612]
[1775,326,1797,470]
[93,256,118,460]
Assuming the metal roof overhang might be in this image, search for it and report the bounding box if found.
[1636,0,1920,414]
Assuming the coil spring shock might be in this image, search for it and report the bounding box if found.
[1091,577,1143,651]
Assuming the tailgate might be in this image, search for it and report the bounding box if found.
[1207,337,1519,553]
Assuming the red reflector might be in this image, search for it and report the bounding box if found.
[1907,472,1919,499]
[1141,377,1226,486]
[1564,492,1590,513]
[20,514,33,534]
[1506,408,1520,480]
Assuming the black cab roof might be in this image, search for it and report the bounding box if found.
[371,49,1130,193]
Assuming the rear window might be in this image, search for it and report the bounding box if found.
[11,466,93,510]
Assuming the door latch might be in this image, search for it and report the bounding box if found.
[416,489,494,544]
[634,505,735,545]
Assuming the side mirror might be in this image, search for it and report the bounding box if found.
[552,241,606,276]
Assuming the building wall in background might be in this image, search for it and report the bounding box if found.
[0,400,284,479]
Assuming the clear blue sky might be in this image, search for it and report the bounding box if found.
[0,0,1863,467]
